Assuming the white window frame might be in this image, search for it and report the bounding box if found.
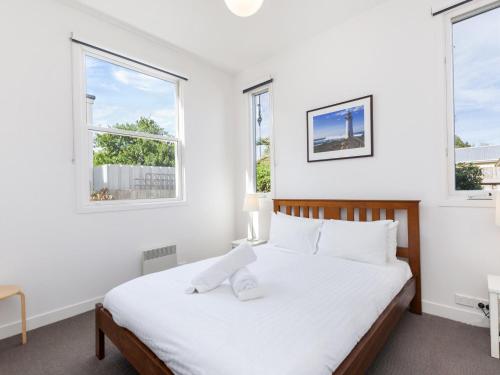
[72,43,186,213]
[248,84,275,196]
[444,0,500,205]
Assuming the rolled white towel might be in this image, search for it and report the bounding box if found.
[229,267,264,301]
[188,242,257,293]
[229,267,258,291]
[236,287,264,302]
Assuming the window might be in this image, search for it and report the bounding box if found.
[448,3,500,193]
[73,44,184,211]
[251,89,272,193]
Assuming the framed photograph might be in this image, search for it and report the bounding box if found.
[307,95,373,162]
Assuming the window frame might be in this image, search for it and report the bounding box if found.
[248,84,274,196]
[444,0,500,203]
[72,43,186,213]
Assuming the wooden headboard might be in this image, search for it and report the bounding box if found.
[273,199,421,313]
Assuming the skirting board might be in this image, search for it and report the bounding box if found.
[422,299,489,328]
[0,296,104,340]
[0,297,488,341]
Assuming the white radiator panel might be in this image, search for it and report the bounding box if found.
[142,245,177,275]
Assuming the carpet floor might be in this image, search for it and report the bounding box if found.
[0,311,499,374]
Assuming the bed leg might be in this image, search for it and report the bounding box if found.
[95,303,105,360]
[410,298,422,315]
[410,279,422,315]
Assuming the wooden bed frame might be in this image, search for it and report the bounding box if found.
[95,199,421,375]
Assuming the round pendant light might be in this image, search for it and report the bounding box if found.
[224,0,264,17]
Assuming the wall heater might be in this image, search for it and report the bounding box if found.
[142,245,178,275]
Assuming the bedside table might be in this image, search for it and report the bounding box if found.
[232,238,267,249]
[488,275,500,358]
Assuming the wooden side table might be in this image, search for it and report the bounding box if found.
[0,285,27,344]
[488,275,500,358]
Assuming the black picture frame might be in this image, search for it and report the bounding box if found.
[307,95,373,162]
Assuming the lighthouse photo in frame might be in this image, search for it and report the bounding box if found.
[307,95,373,162]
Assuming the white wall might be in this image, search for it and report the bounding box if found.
[0,0,235,338]
[234,0,500,326]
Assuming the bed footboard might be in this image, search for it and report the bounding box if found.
[95,303,174,375]
[96,277,415,375]
[334,277,416,374]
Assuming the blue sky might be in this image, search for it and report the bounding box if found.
[453,6,500,146]
[313,106,365,140]
[86,56,177,136]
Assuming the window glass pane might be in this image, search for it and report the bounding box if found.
[85,55,178,137]
[453,6,500,190]
[90,131,177,201]
[253,91,271,193]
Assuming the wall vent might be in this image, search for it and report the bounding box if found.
[142,245,177,275]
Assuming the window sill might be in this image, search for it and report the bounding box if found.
[439,199,495,208]
[77,198,188,213]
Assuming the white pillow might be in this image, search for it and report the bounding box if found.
[268,212,323,254]
[317,220,394,265]
[387,221,399,263]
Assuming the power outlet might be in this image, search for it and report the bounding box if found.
[455,293,488,308]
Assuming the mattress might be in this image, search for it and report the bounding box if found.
[103,244,412,375]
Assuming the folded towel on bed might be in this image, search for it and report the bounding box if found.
[229,267,263,301]
[188,242,257,293]
[229,266,258,291]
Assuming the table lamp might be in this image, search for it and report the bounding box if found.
[243,193,260,240]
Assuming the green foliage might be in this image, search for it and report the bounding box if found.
[256,157,271,193]
[255,137,271,193]
[455,135,472,148]
[93,117,175,167]
[455,163,483,190]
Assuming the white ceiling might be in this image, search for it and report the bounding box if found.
[73,0,388,73]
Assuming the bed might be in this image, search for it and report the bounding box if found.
[95,199,421,375]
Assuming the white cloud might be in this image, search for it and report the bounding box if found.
[453,8,500,116]
[112,68,171,93]
[151,109,177,134]
[92,105,119,126]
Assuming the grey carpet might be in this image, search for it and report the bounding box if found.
[1,311,499,374]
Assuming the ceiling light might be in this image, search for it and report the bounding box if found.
[224,0,264,17]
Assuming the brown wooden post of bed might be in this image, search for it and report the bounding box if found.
[96,303,105,360]
[407,203,422,314]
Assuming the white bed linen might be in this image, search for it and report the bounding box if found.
[103,244,412,375]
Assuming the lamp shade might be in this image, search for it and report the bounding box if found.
[224,0,264,17]
[243,193,260,212]
[496,192,500,226]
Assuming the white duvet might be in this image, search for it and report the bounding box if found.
[103,244,412,375]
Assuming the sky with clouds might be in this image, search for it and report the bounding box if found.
[313,106,365,140]
[86,56,177,136]
[453,6,500,147]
